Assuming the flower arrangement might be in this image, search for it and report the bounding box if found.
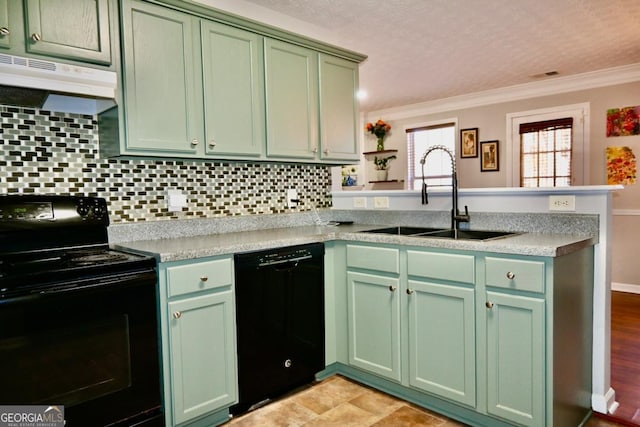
[366,119,391,151]
[373,155,396,170]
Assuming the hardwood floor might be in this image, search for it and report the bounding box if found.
[607,291,640,425]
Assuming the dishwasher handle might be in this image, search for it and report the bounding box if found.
[258,254,312,268]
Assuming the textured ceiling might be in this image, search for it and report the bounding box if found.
[240,0,640,112]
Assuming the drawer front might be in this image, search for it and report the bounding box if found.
[407,250,475,284]
[485,257,545,293]
[166,257,233,297]
[347,244,399,274]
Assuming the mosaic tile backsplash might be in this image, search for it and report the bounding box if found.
[0,106,332,223]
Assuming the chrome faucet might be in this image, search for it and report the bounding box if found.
[420,145,470,231]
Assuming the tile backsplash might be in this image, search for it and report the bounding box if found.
[0,106,332,223]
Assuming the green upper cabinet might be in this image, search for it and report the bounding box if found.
[120,0,203,156]
[24,0,111,64]
[201,21,264,158]
[0,0,12,49]
[264,38,318,160]
[319,54,359,161]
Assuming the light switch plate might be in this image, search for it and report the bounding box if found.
[353,197,367,208]
[286,189,298,209]
[374,197,389,209]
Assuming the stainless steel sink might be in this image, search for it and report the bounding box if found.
[360,226,518,241]
[360,226,445,236]
[419,229,518,241]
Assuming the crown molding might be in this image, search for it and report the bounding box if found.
[368,63,640,120]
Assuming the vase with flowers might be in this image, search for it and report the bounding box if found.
[366,119,391,151]
[373,155,396,181]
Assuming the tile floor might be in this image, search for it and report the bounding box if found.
[226,375,625,426]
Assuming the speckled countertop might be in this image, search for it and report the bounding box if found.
[113,223,596,262]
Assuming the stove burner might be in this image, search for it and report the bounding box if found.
[71,252,129,265]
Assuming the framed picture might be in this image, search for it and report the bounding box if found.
[460,128,478,158]
[480,140,499,171]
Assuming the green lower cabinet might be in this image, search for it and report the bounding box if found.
[159,256,238,426]
[407,280,476,407]
[347,271,401,382]
[485,291,545,427]
[168,291,238,424]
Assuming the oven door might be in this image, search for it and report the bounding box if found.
[0,270,163,427]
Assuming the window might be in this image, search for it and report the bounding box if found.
[519,118,573,187]
[506,103,589,187]
[407,123,455,190]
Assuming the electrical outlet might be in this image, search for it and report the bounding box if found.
[374,197,389,209]
[286,189,299,209]
[549,195,575,211]
[353,197,367,208]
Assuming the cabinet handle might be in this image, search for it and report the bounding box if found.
[200,276,208,282]
[0,27,10,36]
[486,301,494,309]
[506,271,515,280]
[406,289,414,295]
[190,138,199,146]
[31,32,41,42]
[388,285,396,292]
[173,311,182,319]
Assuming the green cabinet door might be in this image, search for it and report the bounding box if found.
[485,291,545,427]
[264,38,318,159]
[407,280,476,407]
[24,0,111,64]
[201,21,264,158]
[121,0,203,156]
[168,290,238,425]
[0,0,11,49]
[347,271,401,382]
[319,54,359,162]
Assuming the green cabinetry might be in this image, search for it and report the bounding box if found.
[406,250,476,408]
[120,0,201,156]
[159,256,238,426]
[0,0,112,65]
[103,0,364,162]
[337,242,593,427]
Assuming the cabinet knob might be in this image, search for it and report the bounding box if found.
[31,32,41,42]
[486,301,494,309]
[312,147,318,154]
[200,276,208,282]
[209,139,216,148]
[406,289,414,295]
[506,271,515,280]
[323,148,329,155]
[0,27,10,36]
[191,138,199,146]
[173,311,182,319]
[388,285,396,292]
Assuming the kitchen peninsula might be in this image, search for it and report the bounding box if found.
[112,185,614,427]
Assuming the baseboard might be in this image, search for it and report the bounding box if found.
[611,282,640,294]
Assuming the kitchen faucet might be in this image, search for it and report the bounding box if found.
[420,145,470,231]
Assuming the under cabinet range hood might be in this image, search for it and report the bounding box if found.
[0,53,117,115]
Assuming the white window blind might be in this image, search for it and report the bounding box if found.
[407,123,455,190]
[519,118,573,187]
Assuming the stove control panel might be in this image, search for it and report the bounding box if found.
[0,196,109,224]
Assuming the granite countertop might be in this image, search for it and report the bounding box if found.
[113,223,596,262]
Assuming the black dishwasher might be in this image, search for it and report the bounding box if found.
[231,242,325,415]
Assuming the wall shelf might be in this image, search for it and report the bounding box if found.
[363,149,398,155]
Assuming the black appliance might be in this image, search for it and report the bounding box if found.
[231,242,325,415]
[0,195,163,427]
